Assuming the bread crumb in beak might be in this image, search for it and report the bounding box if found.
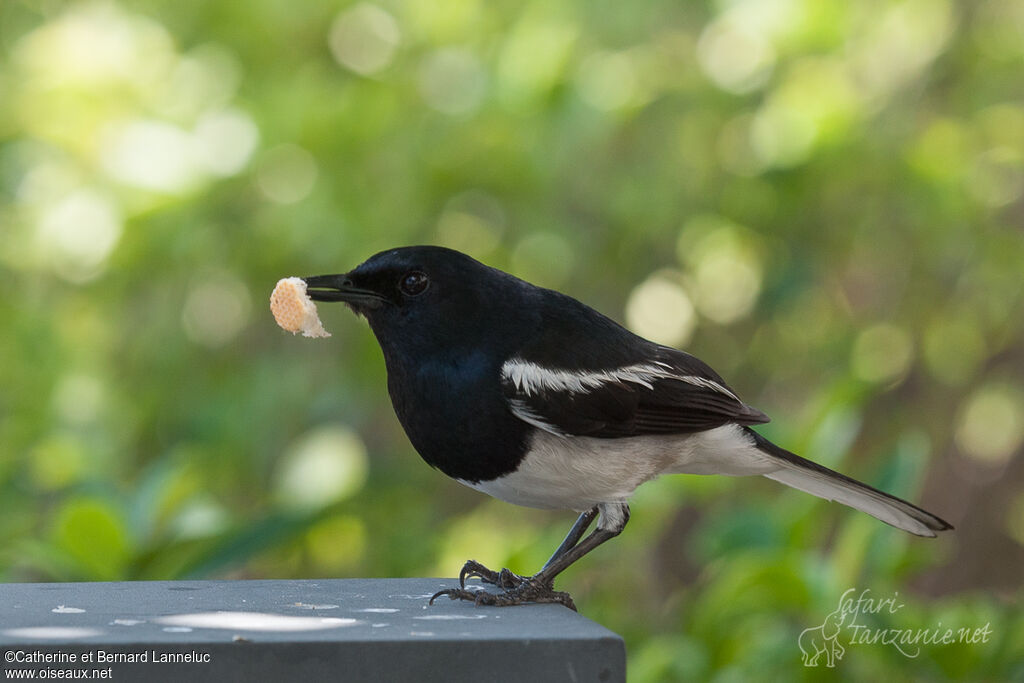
[270,277,331,338]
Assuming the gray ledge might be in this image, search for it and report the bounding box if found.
[0,578,624,682]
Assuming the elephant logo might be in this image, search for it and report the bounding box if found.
[799,607,847,667]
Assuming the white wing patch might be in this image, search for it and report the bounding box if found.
[501,358,739,401]
[676,374,740,399]
[507,398,568,437]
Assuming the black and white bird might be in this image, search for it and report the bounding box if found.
[303,246,952,610]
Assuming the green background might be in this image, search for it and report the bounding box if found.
[1,0,1021,680]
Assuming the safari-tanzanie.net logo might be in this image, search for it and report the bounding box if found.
[799,588,993,667]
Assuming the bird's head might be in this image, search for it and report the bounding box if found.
[303,246,529,356]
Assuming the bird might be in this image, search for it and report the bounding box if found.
[302,245,953,610]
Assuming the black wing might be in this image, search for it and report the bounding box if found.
[502,344,770,439]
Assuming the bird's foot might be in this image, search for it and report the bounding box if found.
[457,559,526,589]
[429,574,577,611]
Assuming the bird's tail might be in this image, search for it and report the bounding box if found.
[746,428,953,537]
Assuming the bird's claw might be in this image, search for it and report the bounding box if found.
[429,574,577,611]
[458,559,526,589]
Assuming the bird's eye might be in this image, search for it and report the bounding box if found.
[400,271,429,296]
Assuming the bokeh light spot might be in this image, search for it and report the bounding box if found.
[749,58,861,168]
[697,17,775,94]
[849,0,953,99]
[13,4,175,90]
[417,48,487,116]
[576,51,639,111]
[192,108,260,177]
[851,323,914,383]
[36,189,122,283]
[955,384,1024,465]
[328,3,401,76]
[101,110,257,191]
[966,147,1024,208]
[751,99,816,168]
[16,158,81,206]
[626,271,696,347]
[100,119,197,192]
[52,373,106,426]
[678,218,763,324]
[276,426,369,510]
[171,498,230,540]
[158,44,242,120]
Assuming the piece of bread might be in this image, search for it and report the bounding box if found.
[270,277,331,338]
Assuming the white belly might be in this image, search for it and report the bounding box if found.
[457,424,776,511]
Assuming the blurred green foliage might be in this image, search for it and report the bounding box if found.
[1,0,1022,680]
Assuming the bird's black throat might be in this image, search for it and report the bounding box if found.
[379,345,532,483]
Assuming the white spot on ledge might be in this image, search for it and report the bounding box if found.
[52,606,86,614]
[155,611,360,632]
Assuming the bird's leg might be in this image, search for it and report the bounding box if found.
[540,506,600,573]
[431,504,627,611]
[531,503,627,587]
[456,507,599,589]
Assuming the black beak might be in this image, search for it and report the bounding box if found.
[303,274,386,309]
